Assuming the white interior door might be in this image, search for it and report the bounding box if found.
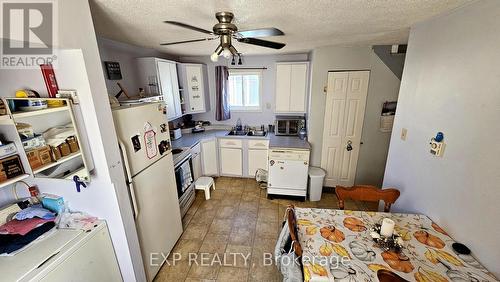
[320,71,370,187]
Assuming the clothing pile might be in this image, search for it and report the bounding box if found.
[0,204,56,255]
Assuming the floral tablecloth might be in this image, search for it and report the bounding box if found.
[294,208,497,282]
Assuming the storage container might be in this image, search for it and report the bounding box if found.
[66,136,79,153]
[0,155,24,181]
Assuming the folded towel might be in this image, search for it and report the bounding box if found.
[0,217,54,235]
[14,204,55,221]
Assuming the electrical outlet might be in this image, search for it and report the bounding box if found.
[401,128,408,141]
[430,139,445,157]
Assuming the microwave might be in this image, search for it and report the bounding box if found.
[275,116,305,136]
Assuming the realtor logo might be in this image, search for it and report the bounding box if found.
[1,1,57,68]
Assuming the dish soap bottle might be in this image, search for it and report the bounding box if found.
[236,118,242,131]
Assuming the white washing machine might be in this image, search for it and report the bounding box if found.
[267,149,310,199]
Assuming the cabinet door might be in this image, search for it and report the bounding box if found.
[169,63,182,118]
[248,149,268,176]
[275,64,291,112]
[157,61,176,120]
[201,139,218,176]
[185,65,205,113]
[289,63,308,112]
[220,148,242,176]
[192,153,202,180]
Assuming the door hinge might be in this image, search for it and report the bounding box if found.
[323,85,328,93]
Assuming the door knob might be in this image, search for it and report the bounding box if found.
[346,140,353,151]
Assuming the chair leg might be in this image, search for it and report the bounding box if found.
[204,187,210,200]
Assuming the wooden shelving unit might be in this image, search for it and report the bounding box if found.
[32,151,82,174]
[11,106,69,119]
[0,97,92,186]
[0,174,30,189]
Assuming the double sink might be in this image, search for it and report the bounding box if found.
[226,130,268,137]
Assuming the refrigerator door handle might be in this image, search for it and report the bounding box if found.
[118,139,140,219]
[128,181,139,219]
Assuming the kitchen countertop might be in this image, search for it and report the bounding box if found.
[171,129,311,150]
[171,130,227,148]
[268,133,311,150]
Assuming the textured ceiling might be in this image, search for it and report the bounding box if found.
[89,0,472,56]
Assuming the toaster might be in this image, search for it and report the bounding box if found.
[170,128,182,140]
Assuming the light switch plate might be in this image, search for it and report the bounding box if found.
[401,128,408,141]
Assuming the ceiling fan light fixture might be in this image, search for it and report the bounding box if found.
[222,48,232,59]
[210,45,224,62]
[238,54,242,65]
[210,52,219,62]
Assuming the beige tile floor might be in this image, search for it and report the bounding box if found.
[154,177,376,282]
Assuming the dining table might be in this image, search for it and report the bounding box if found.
[293,207,498,281]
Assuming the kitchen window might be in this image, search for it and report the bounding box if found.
[227,70,262,111]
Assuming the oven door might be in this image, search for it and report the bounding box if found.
[174,155,193,199]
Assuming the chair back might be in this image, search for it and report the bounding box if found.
[377,269,409,282]
[335,185,400,212]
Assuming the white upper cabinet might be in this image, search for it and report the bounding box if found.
[177,63,210,114]
[275,62,309,113]
[137,58,182,121]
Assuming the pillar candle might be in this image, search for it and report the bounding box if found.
[380,218,395,237]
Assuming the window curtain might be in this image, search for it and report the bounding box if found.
[215,65,231,121]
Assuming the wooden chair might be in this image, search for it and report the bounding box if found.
[335,185,400,212]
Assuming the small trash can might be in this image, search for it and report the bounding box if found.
[308,167,326,201]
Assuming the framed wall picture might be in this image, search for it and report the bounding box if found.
[104,61,122,80]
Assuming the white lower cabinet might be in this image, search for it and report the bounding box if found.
[220,148,243,176]
[191,143,202,180]
[201,138,218,176]
[248,149,268,176]
[192,152,202,181]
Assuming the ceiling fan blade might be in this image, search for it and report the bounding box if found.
[164,21,213,35]
[237,37,286,49]
[160,37,217,46]
[236,28,284,38]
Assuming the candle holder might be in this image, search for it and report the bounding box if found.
[370,224,404,253]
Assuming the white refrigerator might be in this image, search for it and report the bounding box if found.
[112,102,182,281]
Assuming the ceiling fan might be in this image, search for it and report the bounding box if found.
[161,12,286,62]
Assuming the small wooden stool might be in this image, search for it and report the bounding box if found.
[194,177,216,200]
